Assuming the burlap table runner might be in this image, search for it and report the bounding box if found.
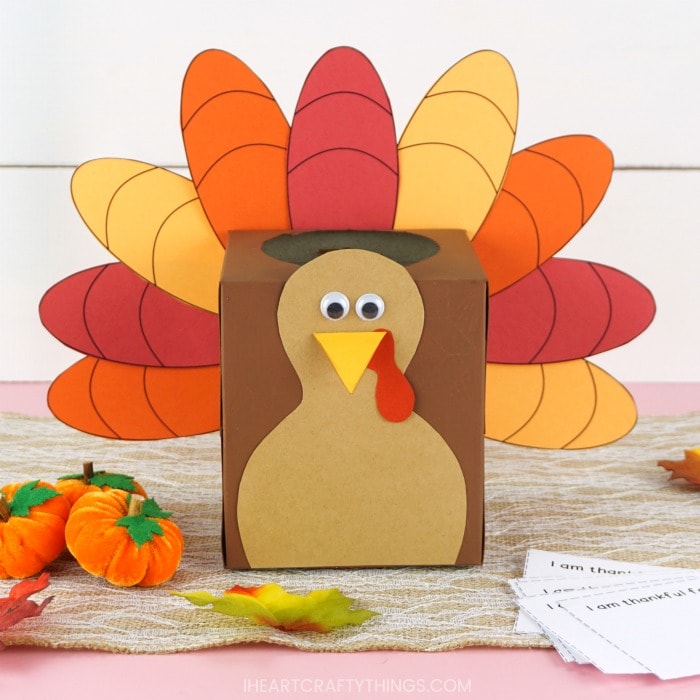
[0,411,698,653]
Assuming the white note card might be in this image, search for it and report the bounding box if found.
[511,549,700,679]
[522,548,689,579]
[559,579,700,680]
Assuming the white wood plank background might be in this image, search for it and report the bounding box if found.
[1,0,699,381]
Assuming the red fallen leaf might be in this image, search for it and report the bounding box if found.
[0,572,52,649]
[658,448,700,486]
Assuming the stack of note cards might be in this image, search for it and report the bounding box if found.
[511,549,700,679]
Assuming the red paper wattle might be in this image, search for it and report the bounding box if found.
[367,330,415,422]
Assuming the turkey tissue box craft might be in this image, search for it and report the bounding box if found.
[38,45,656,567]
[219,229,487,569]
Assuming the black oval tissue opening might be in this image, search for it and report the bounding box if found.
[262,230,439,266]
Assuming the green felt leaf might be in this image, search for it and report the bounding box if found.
[140,498,172,520]
[58,471,139,492]
[116,496,168,547]
[173,584,378,633]
[89,473,138,491]
[116,515,164,547]
[9,481,60,517]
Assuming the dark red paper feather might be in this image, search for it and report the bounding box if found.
[287,47,398,229]
[39,264,220,367]
[487,258,656,363]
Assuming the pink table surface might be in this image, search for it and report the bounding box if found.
[1,382,699,699]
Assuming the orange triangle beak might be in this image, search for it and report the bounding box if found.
[313,331,387,393]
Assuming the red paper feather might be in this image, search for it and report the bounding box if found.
[287,47,398,229]
[487,258,656,363]
[39,264,219,367]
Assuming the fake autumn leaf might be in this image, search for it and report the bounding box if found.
[0,572,52,649]
[658,448,700,485]
[174,583,378,632]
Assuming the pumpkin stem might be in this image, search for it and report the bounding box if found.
[127,494,145,517]
[82,461,95,483]
[0,493,9,522]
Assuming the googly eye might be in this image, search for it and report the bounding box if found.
[355,293,385,321]
[320,291,350,320]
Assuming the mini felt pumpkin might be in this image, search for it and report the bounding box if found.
[65,491,183,587]
[0,481,71,579]
[55,461,147,506]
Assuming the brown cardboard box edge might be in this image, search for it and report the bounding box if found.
[220,229,486,569]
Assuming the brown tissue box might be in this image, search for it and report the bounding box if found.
[219,229,486,568]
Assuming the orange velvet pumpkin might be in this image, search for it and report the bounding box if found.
[65,490,183,587]
[0,480,71,579]
[55,461,147,506]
